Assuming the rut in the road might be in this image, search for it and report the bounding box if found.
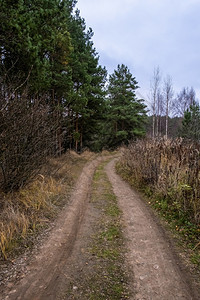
[2,157,199,300]
[105,159,199,300]
[2,156,104,300]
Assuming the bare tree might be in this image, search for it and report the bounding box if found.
[0,92,54,192]
[172,87,196,117]
[150,67,161,138]
[163,75,173,139]
[156,89,164,137]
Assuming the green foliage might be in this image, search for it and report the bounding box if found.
[1,1,148,155]
[105,64,147,148]
[66,9,107,151]
[190,253,200,266]
[0,0,108,154]
[85,162,130,299]
[0,0,72,92]
[0,0,148,194]
[0,0,109,192]
[181,102,200,141]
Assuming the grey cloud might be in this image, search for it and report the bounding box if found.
[77,0,200,100]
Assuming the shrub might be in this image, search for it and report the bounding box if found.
[0,94,54,192]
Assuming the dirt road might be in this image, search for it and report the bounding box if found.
[105,159,199,300]
[1,156,199,299]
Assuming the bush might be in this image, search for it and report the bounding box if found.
[0,93,54,192]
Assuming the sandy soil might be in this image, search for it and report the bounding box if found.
[105,159,199,300]
[1,156,104,300]
[1,156,199,299]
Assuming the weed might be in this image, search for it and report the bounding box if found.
[69,160,130,299]
[0,151,85,260]
[117,138,200,268]
[190,253,200,266]
[100,224,121,241]
[93,171,101,182]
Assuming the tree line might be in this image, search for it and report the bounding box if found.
[148,66,199,140]
[0,0,147,192]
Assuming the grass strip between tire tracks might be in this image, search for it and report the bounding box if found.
[66,159,130,299]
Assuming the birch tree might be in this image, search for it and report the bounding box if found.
[156,89,164,137]
[163,75,173,139]
[150,67,161,138]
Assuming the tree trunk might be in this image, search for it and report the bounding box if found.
[75,113,78,152]
[152,113,155,139]
[165,96,169,140]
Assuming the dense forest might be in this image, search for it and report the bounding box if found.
[0,0,147,192]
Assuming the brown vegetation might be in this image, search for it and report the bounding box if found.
[118,139,200,226]
[0,152,87,260]
[0,93,55,193]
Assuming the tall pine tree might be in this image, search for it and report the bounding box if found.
[106,64,147,148]
[66,9,107,151]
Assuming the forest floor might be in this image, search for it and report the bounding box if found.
[0,152,200,299]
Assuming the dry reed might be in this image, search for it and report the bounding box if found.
[118,139,200,226]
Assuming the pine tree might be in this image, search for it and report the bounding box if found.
[106,64,147,148]
[181,103,200,141]
[65,9,107,151]
[0,0,73,94]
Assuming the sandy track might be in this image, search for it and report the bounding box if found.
[1,156,199,299]
[105,159,199,300]
[2,156,103,300]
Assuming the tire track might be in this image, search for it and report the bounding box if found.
[105,158,199,300]
[2,156,104,300]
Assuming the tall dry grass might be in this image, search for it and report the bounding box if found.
[118,139,200,226]
[0,151,83,260]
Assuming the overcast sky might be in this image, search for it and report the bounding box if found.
[76,0,200,103]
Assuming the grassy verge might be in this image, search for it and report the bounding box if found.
[0,152,88,260]
[116,161,200,271]
[67,160,130,299]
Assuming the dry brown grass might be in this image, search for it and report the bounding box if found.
[118,139,200,226]
[0,151,87,260]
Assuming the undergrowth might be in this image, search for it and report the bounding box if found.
[0,152,87,260]
[116,139,200,268]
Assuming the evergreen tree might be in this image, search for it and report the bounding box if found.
[181,102,200,141]
[0,0,107,153]
[0,0,73,94]
[105,64,147,148]
[65,9,107,151]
